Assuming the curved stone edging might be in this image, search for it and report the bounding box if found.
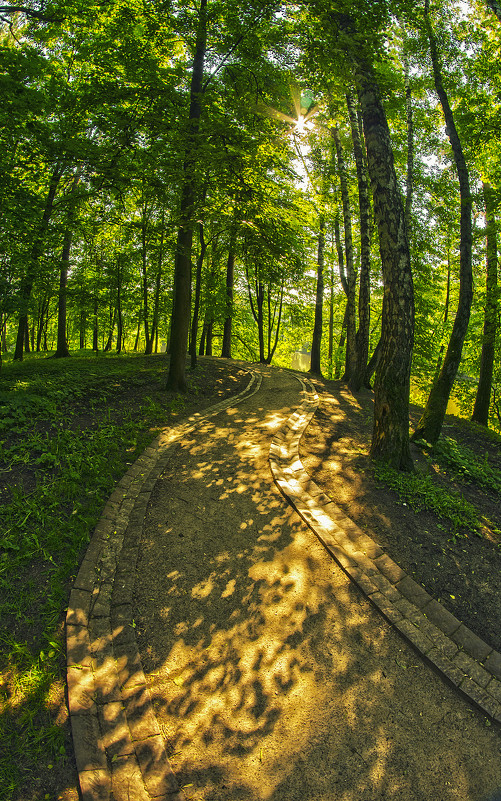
[269,373,501,726]
[66,368,263,801]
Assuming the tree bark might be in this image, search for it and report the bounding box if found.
[310,215,325,374]
[355,61,415,470]
[332,126,357,382]
[346,93,371,391]
[166,0,207,391]
[472,182,498,426]
[221,235,236,359]
[54,172,80,359]
[412,1,473,445]
[190,221,207,369]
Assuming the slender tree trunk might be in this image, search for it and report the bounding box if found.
[412,2,473,445]
[54,173,80,358]
[310,215,325,374]
[221,235,236,359]
[334,304,349,379]
[355,58,415,470]
[328,265,334,378]
[404,53,414,237]
[190,221,207,369]
[93,297,99,351]
[150,209,165,355]
[472,182,498,426]
[141,210,153,355]
[116,260,123,354]
[347,93,371,391]
[205,321,213,356]
[432,246,451,384]
[14,166,61,360]
[332,126,357,382]
[166,0,207,391]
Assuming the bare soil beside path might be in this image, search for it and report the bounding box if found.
[134,365,501,801]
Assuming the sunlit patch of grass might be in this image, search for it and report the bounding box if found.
[373,462,480,537]
[431,436,501,494]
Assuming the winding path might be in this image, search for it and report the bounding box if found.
[66,364,501,801]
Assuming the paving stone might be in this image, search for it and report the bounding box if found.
[71,713,107,772]
[94,519,116,539]
[111,754,149,801]
[369,572,401,602]
[89,617,113,658]
[396,618,434,655]
[423,599,461,636]
[451,624,493,662]
[122,685,162,741]
[67,588,92,627]
[92,582,114,618]
[83,535,105,567]
[98,701,135,757]
[352,552,378,575]
[423,628,458,660]
[67,625,92,667]
[79,768,111,801]
[395,576,432,609]
[373,554,406,584]
[486,677,501,705]
[453,650,492,688]
[393,597,422,622]
[352,534,384,560]
[68,666,96,714]
[484,651,501,681]
[369,592,403,624]
[426,647,465,687]
[92,655,121,704]
[459,676,501,719]
[134,735,180,797]
[114,644,146,691]
[324,542,359,571]
[74,559,100,593]
[348,570,378,596]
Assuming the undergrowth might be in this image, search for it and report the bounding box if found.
[373,461,480,537]
[0,352,189,799]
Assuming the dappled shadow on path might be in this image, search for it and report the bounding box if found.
[134,373,501,801]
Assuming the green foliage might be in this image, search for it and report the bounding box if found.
[432,435,501,494]
[374,461,480,536]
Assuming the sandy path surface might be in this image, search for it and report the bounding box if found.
[134,366,501,801]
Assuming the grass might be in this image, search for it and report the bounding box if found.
[0,351,201,799]
[373,461,481,537]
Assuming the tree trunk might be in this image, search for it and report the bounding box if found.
[412,2,473,445]
[355,59,415,470]
[166,0,207,392]
[221,237,236,359]
[332,126,357,382]
[116,259,123,354]
[92,296,99,351]
[54,173,80,358]
[472,182,498,426]
[310,215,325,374]
[328,264,334,378]
[14,166,61,360]
[190,221,207,369]
[346,93,371,391]
[404,52,414,237]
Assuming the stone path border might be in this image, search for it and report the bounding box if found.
[269,373,501,727]
[66,370,263,801]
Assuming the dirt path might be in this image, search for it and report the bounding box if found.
[134,366,501,801]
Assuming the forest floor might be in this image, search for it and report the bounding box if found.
[0,353,500,800]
